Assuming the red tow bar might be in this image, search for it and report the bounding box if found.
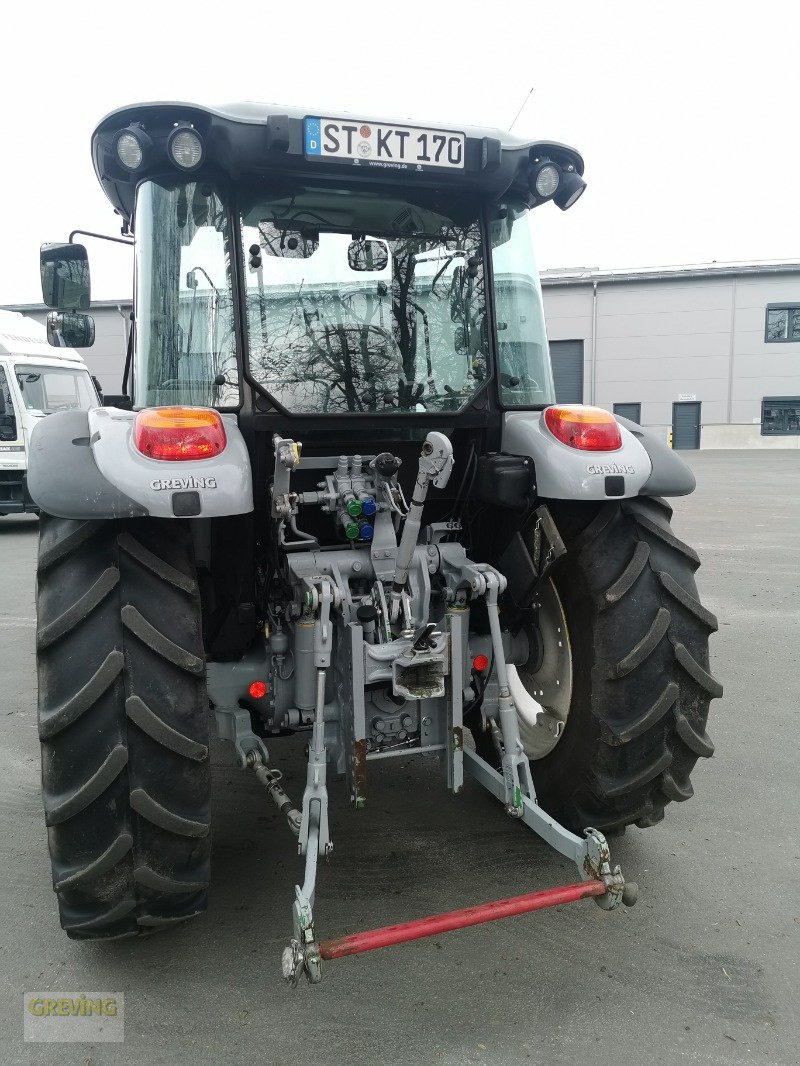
[319,879,607,961]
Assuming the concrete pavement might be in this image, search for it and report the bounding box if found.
[0,451,798,1064]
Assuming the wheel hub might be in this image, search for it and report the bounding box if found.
[507,577,572,760]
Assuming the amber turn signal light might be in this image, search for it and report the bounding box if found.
[543,405,622,451]
[133,407,227,461]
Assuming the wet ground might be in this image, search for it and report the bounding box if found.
[1,450,798,1064]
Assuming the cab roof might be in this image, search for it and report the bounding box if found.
[91,100,584,221]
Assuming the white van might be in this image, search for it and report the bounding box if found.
[0,309,99,516]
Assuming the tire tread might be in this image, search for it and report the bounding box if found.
[39,651,124,738]
[608,607,671,678]
[37,515,211,939]
[125,695,208,762]
[600,541,650,610]
[121,604,205,674]
[55,832,134,891]
[130,787,210,838]
[611,682,679,744]
[593,747,672,799]
[674,641,724,697]
[44,744,128,825]
[658,571,718,631]
[37,568,119,649]
[507,495,722,834]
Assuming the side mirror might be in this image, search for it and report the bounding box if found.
[46,311,95,349]
[348,238,389,272]
[102,394,132,409]
[40,243,91,310]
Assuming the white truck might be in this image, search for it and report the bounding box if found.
[0,309,99,516]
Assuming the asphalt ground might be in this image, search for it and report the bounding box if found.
[0,450,798,1065]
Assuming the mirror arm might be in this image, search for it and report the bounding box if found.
[69,229,134,247]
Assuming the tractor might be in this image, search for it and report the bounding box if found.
[30,102,721,984]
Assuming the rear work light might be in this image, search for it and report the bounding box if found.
[544,405,622,451]
[168,126,204,170]
[134,407,226,461]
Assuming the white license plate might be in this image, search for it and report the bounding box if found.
[304,117,465,171]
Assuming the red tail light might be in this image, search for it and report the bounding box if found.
[544,405,622,451]
[134,407,226,461]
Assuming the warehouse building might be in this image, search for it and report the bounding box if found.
[4,259,800,448]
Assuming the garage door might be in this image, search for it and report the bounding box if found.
[672,402,701,449]
[550,341,584,404]
[613,402,641,424]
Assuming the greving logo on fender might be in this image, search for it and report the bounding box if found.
[150,476,217,491]
[587,463,635,475]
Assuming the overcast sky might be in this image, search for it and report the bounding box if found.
[1,0,797,304]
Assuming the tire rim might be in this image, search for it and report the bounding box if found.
[507,577,573,760]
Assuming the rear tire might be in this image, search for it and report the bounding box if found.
[477,496,721,834]
[36,515,211,939]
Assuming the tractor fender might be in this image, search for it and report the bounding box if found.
[502,412,695,501]
[27,409,146,519]
[614,415,696,496]
[28,407,253,519]
[502,411,651,501]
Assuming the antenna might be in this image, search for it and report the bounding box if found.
[508,87,534,132]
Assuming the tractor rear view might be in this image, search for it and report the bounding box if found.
[29,103,720,983]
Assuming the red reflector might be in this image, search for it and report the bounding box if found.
[544,405,622,451]
[472,654,490,673]
[134,407,226,461]
[248,681,268,699]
